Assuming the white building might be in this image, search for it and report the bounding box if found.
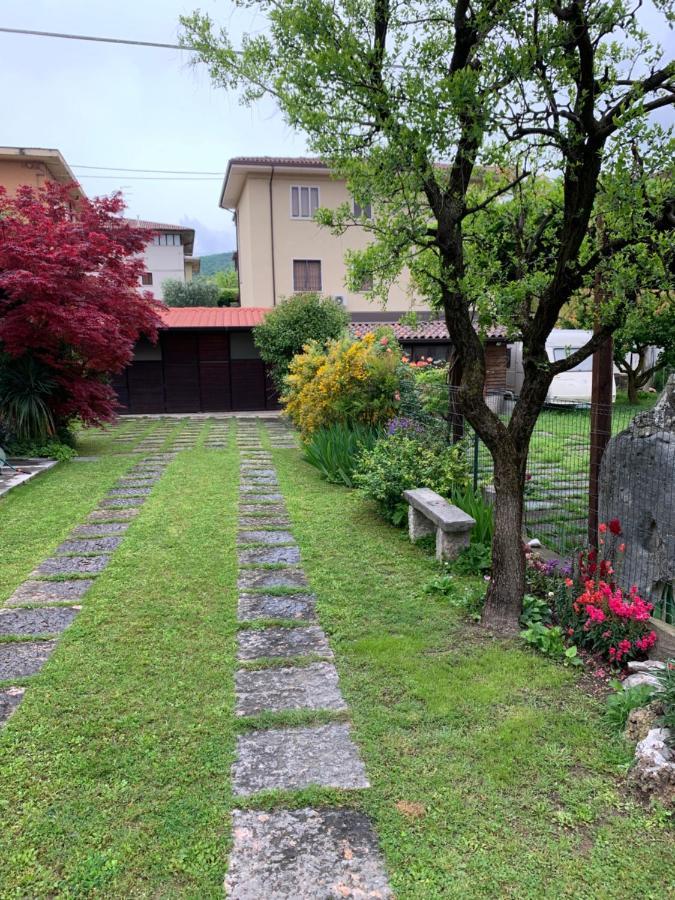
[126,219,200,300]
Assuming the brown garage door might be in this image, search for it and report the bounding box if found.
[198,333,231,411]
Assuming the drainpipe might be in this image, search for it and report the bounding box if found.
[269,165,277,306]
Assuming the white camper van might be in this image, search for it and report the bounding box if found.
[506,329,616,403]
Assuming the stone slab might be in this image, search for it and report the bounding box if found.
[5,579,93,607]
[239,517,292,529]
[107,487,152,497]
[71,523,130,538]
[56,536,122,555]
[0,687,25,726]
[235,662,346,716]
[99,497,145,508]
[240,483,281,493]
[87,508,139,522]
[238,530,295,546]
[225,808,391,899]
[0,606,79,636]
[232,723,367,796]
[33,555,110,577]
[239,494,285,504]
[237,626,332,661]
[0,641,57,680]
[238,569,308,592]
[238,593,317,621]
[238,547,301,567]
[239,505,288,516]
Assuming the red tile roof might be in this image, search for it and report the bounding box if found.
[350,321,508,342]
[158,306,272,329]
[124,218,190,231]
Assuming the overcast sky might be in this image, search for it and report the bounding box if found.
[1,2,672,257]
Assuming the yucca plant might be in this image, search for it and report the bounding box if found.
[0,353,56,443]
[451,485,495,545]
[303,422,381,487]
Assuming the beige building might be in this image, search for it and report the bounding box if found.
[220,156,428,318]
[125,219,200,300]
[0,146,83,197]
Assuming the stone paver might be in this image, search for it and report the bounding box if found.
[0,687,25,726]
[56,536,122,555]
[237,594,317,622]
[99,497,145,508]
[5,579,93,607]
[238,546,301,566]
[225,808,391,900]
[232,723,368,795]
[235,662,347,716]
[33,555,110,577]
[238,530,295,546]
[0,607,79,636]
[0,641,57,680]
[239,517,291,528]
[239,504,288,516]
[107,487,152,497]
[238,569,308,591]
[71,522,130,538]
[87,508,139,522]
[237,626,332,661]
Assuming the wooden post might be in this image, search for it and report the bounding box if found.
[588,272,614,547]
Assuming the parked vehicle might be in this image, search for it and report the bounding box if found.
[506,329,617,404]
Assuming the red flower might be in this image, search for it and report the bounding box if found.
[599,523,607,534]
[608,518,622,536]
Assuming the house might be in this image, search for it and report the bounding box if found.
[112,307,277,414]
[126,219,200,300]
[0,146,83,196]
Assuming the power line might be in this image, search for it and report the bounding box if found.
[77,174,221,181]
[0,26,187,50]
[73,164,223,175]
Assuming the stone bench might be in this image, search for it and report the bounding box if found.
[402,488,476,562]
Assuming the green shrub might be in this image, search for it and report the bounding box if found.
[162,278,221,307]
[450,541,492,576]
[605,683,656,732]
[353,431,469,525]
[303,423,381,487]
[451,485,494,545]
[7,439,75,461]
[0,353,56,443]
[520,622,581,665]
[254,293,349,391]
[654,659,675,731]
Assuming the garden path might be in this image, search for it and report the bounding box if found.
[226,418,392,899]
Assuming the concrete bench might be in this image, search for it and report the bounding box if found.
[402,488,476,562]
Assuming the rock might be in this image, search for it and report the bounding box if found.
[627,659,666,673]
[625,701,665,743]
[622,672,661,691]
[628,727,675,810]
[599,375,675,608]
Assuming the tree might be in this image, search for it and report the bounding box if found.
[0,183,161,434]
[213,269,240,306]
[182,1,675,633]
[163,276,221,307]
[252,293,349,390]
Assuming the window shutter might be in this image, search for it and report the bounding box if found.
[291,186,300,218]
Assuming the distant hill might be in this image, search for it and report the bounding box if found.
[199,252,235,276]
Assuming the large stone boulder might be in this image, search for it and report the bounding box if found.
[599,376,675,608]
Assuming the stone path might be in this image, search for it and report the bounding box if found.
[228,419,391,898]
[0,418,184,727]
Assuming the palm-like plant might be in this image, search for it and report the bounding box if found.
[0,353,56,443]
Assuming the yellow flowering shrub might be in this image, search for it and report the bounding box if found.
[283,333,401,438]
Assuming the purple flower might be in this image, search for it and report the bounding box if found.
[387,417,425,436]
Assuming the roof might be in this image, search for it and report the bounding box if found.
[221,157,329,208]
[123,218,195,255]
[0,146,83,194]
[158,306,271,329]
[350,320,508,342]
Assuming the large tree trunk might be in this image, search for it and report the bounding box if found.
[482,452,526,633]
[626,368,640,405]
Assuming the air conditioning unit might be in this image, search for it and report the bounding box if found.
[333,294,346,306]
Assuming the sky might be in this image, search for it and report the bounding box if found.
[0,2,672,257]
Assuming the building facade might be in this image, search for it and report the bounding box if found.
[125,220,200,300]
[0,146,82,197]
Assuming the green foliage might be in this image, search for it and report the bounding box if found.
[520,593,553,628]
[423,573,484,620]
[412,365,451,418]
[7,440,75,462]
[654,660,675,732]
[302,422,381,487]
[605,684,656,733]
[398,310,419,328]
[450,542,492,576]
[521,622,581,666]
[0,353,56,443]
[354,431,469,525]
[451,485,494,545]
[162,277,220,307]
[253,293,349,391]
[212,269,240,306]
[198,251,234,277]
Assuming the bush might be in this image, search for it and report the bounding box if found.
[353,430,469,525]
[654,660,675,732]
[7,439,76,461]
[303,422,381,487]
[162,278,221,307]
[284,332,401,438]
[605,683,656,732]
[0,353,56,443]
[254,293,349,391]
[450,486,494,545]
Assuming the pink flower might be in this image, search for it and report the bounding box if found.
[394,391,401,401]
[618,543,626,553]
[599,523,607,534]
[565,578,574,587]
[379,337,388,346]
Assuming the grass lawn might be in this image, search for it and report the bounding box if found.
[0,421,672,897]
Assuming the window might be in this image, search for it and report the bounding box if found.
[291,185,319,219]
[552,347,593,372]
[151,234,181,246]
[293,259,322,292]
[141,272,153,285]
[353,200,372,219]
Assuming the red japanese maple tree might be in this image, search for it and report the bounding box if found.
[0,182,162,431]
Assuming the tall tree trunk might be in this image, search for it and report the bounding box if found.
[626,368,639,404]
[482,452,526,633]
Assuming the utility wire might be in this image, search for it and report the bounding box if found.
[73,164,223,175]
[77,175,221,181]
[0,26,187,50]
